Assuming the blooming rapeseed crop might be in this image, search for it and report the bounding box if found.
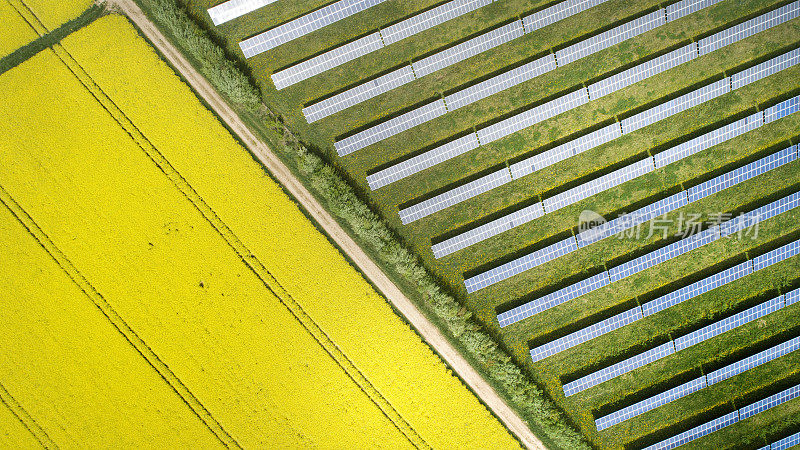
[0,0,37,58]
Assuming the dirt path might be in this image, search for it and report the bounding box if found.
[109,1,545,448]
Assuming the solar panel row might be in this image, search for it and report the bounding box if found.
[752,235,800,271]
[769,431,800,450]
[732,47,800,90]
[764,95,800,123]
[240,0,388,57]
[697,1,800,55]
[739,383,800,420]
[565,296,785,396]
[466,236,577,294]
[207,0,277,26]
[335,99,448,156]
[720,192,800,238]
[787,287,800,306]
[595,376,707,430]
[380,0,494,45]
[523,0,609,33]
[707,336,800,385]
[665,0,721,22]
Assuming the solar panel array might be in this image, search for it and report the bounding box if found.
[444,55,557,110]
[739,384,800,420]
[380,0,494,45]
[732,47,800,90]
[665,0,720,22]
[240,0,388,58]
[398,168,511,224]
[764,95,800,123]
[595,376,707,431]
[207,0,277,25]
[272,32,385,90]
[528,305,642,363]
[707,336,800,385]
[588,43,698,100]
[753,236,800,271]
[303,66,416,123]
[697,1,800,55]
[466,236,576,294]
[335,99,448,156]
[769,431,800,450]
[643,410,740,450]
[523,0,608,33]
[497,272,609,327]
[788,287,800,306]
[555,10,666,66]
[431,202,545,258]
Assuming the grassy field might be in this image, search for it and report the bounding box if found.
[0,9,520,449]
[185,0,800,447]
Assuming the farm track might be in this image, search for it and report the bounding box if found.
[108,0,545,448]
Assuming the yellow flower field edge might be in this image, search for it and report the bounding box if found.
[0,0,38,59]
[134,0,589,447]
[7,0,92,31]
[0,49,419,448]
[60,13,522,449]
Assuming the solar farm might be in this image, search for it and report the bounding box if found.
[191,0,800,447]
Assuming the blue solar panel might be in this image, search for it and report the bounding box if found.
[720,192,800,238]
[732,48,800,90]
[595,376,707,431]
[698,1,800,55]
[334,99,448,156]
[739,383,800,420]
[543,157,654,213]
[609,227,720,282]
[564,342,674,396]
[655,111,763,168]
[674,296,785,351]
[752,237,800,272]
[555,10,665,66]
[666,0,723,22]
[764,95,800,123]
[643,411,740,450]
[770,431,800,450]
[642,261,752,316]
[468,235,577,295]
[240,0,388,57]
[398,167,511,224]
[528,305,642,362]
[432,202,545,258]
[588,44,697,100]
[621,78,730,134]
[523,0,610,33]
[687,146,797,202]
[707,336,800,385]
[497,272,610,328]
[787,287,800,306]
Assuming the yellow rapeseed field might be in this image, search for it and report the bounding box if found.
[8,0,91,30]
[0,0,37,58]
[0,13,520,449]
[63,15,521,449]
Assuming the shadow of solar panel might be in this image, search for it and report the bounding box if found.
[666,0,723,22]
[334,99,447,155]
[431,202,544,258]
[643,411,739,450]
[622,78,730,133]
[303,65,416,122]
[527,305,642,362]
[542,157,654,214]
[765,95,800,123]
[739,384,800,420]
[444,55,556,110]
[381,0,493,45]
[609,227,720,283]
[732,48,800,89]
[642,261,752,316]
[771,431,800,450]
[497,272,610,328]
[510,123,621,178]
[398,168,511,224]
[208,0,278,25]
[367,133,480,190]
[588,44,697,100]
[271,32,384,89]
[698,1,800,55]
[787,287,800,306]
[412,21,524,77]
[564,342,674,396]
[687,146,797,202]
[523,0,609,32]
[555,10,665,66]
[477,89,589,144]
[707,336,800,385]
[596,376,707,431]
[240,0,388,57]
[466,235,575,294]
[576,192,688,248]
[753,238,800,272]
[675,296,784,351]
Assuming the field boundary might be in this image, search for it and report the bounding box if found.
[110,0,547,448]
